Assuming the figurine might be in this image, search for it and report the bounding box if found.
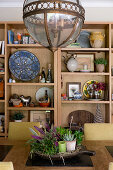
[20,95,31,106]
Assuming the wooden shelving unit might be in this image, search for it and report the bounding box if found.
[0,21,58,138]
[1,21,113,136]
[57,22,112,127]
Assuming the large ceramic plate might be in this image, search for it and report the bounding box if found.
[9,50,40,81]
[83,80,102,98]
[36,87,53,102]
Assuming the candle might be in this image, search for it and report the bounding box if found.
[58,141,66,153]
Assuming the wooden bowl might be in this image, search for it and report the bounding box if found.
[39,102,50,107]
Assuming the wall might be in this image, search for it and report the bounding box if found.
[0,7,113,22]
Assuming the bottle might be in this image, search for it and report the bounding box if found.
[46,64,52,83]
[41,67,46,83]
[45,90,48,101]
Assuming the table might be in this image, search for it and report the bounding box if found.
[0,139,113,170]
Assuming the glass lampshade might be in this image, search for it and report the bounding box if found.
[23,0,85,50]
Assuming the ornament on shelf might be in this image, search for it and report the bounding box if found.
[94,104,104,123]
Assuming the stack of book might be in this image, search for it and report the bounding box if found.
[67,43,81,48]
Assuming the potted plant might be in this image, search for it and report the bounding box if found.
[63,131,76,152]
[94,58,107,72]
[12,112,24,122]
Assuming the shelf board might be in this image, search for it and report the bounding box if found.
[7,107,54,111]
[0,55,5,58]
[62,100,110,104]
[0,133,5,137]
[0,100,5,102]
[7,44,43,48]
[61,48,109,51]
[61,72,109,76]
[7,83,54,86]
[0,72,5,75]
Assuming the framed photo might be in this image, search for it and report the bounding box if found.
[22,35,29,44]
[30,111,50,127]
[76,53,95,71]
[67,82,81,98]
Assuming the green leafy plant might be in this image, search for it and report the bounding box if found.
[94,58,107,65]
[74,131,83,145]
[63,131,75,141]
[12,112,24,120]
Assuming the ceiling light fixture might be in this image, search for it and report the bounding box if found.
[23,0,85,51]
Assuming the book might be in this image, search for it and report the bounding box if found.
[8,30,14,44]
[1,41,5,55]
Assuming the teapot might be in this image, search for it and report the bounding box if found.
[74,91,82,100]
[63,54,78,72]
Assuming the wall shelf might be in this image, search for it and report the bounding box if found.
[7,107,55,111]
[7,83,54,86]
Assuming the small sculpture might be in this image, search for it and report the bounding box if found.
[20,95,31,106]
[63,54,78,72]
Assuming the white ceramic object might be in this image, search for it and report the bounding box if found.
[36,87,53,102]
[66,140,76,152]
[67,55,78,72]
[14,120,22,122]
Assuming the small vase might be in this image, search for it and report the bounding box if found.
[14,120,22,122]
[96,64,105,72]
[66,140,76,152]
[58,141,66,153]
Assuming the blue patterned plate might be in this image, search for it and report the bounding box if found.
[9,50,40,81]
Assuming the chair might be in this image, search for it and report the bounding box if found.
[68,110,94,130]
[84,123,113,140]
[8,122,40,140]
[0,162,14,170]
[109,162,113,170]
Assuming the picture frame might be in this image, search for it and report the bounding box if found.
[76,53,95,71]
[22,35,29,44]
[66,82,81,98]
[30,111,50,127]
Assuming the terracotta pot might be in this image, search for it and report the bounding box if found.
[66,140,76,152]
[14,120,22,122]
[96,64,105,72]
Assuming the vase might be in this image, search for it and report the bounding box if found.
[14,120,22,122]
[66,140,76,152]
[95,91,100,99]
[58,141,66,153]
[96,64,105,72]
[90,32,104,48]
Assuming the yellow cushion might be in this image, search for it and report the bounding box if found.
[8,122,40,140]
[109,162,113,170]
[0,162,14,170]
[84,123,113,140]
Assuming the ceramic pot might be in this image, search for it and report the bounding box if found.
[90,32,104,48]
[58,141,66,153]
[96,64,105,72]
[14,120,22,122]
[66,140,76,152]
[66,55,78,72]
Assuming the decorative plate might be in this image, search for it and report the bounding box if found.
[36,87,53,102]
[83,80,102,98]
[9,50,40,81]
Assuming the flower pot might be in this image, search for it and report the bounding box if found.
[58,141,66,153]
[96,64,105,72]
[14,120,22,122]
[90,32,104,48]
[66,140,76,152]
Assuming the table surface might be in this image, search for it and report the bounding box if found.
[0,139,113,170]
